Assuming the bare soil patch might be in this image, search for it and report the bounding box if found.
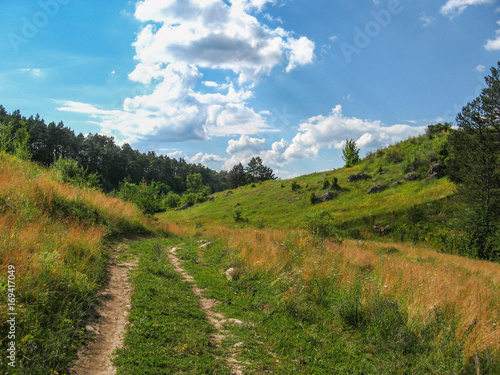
[70,244,137,375]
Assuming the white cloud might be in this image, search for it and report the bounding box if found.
[166,150,188,159]
[485,21,500,50]
[285,36,316,72]
[190,152,227,165]
[281,105,425,162]
[440,0,494,18]
[59,0,315,145]
[419,12,435,27]
[476,64,486,73]
[21,68,42,77]
[222,134,267,169]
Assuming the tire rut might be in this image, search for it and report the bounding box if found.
[167,245,245,375]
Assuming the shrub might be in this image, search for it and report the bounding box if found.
[232,208,247,223]
[303,210,340,239]
[164,193,181,209]
[183,192,198,206]
[309,192,316,205]
[291,181,301,191]
[52,157,101,190]
[322,179,330,189]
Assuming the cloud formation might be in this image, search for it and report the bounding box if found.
[440,0,494,18]
[485,21,500,50]
[219,105,425,171]
[59,0,315,144]
[281,105,425,162]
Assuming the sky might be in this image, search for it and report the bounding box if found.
[1,0,500,178]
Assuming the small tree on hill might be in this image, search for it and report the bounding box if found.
[228,163,246,188]
[342,138,360,168]
[246,156,276,183]
[447,62,500,260]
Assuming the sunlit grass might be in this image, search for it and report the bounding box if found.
[201,225,500,363]
[0,153,154,373]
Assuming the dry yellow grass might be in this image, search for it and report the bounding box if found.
[202,225,500,359]
[0,152,148,287]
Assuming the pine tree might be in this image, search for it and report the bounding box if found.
[447,63,500,260]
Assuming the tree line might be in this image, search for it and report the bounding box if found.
[0,107,277,213]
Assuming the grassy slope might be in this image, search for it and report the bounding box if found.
[161,132,458,250]
[0,153,154,374]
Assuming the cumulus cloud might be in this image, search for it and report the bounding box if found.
[485,21,500,50]
[281,105,425,161]
[59,0,315,144]
[476,64,486,73]
[216,106,425,171]
[190,152,227,165]
[440,0,494,18]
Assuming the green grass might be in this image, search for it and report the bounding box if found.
[169,237,499,374]
[113,238,230,374]
[0,153,155,374]
[159,132,463,253]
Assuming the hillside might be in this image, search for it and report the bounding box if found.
[0,152,156,373]
[161,130,460,253]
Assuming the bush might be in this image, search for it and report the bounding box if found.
[116,180,168,214]
[291,181,301,191]
[309,192,316,205]
[322,179,330,189]
[164,193,181,209]
[232,208,247,223]
[183,192,198,206]
[53,157,101,190]
[303,210,340,239]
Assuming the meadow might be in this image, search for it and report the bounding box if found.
[0,128,499,374]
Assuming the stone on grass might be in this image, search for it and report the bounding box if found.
[366,184,387,194]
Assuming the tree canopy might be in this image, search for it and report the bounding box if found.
[447,63,500,260]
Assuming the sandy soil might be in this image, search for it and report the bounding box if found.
[70,244,137,375]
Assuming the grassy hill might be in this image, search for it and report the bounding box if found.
[161,131,463,253]
[0,152,156,373]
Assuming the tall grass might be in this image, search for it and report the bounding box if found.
[0,153,153,373]
[203,225,500,367]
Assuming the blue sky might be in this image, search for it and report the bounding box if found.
[1,0,499,178]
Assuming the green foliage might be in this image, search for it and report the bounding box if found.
[116,180,169,215]
[164,192,181,209]
[322,178,330,189]
[0,120,14,152]
[232,207,247,222]
[309,192,316,205]
[290,181,301,191]
[426,122,452,136]
[447,63,500,260]
[303,210,339,239]
[53,156,101,190]
[246,156,276,183]
[0,119,31,159]
[13,121,31,160]
[186,173,204,194]
[228,163,246,189]
[228,158,276,188]
[182,192,198,206]
[342,138,361,168]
